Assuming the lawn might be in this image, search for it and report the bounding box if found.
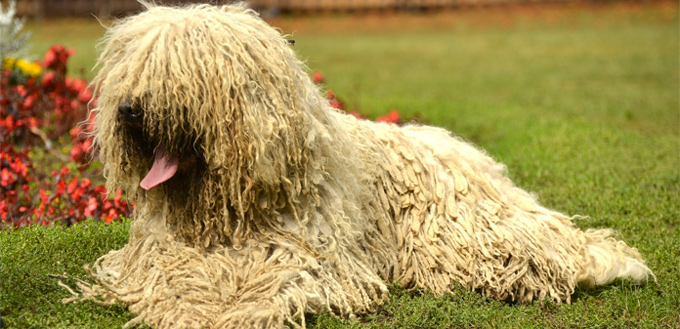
[2,2,679,328]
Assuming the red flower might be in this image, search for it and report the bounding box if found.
[3,116,14,131]
[43,50,56,69]
[80,178,91,189]
[102,209,117,224]
[329,99,343,110]
[70,126,82,137]
[114,189,124,207]
[94,185,106,195]
[348,111,365,119]
[16,85,27,97]
[69,144,83,163]
[376,110,401,124]
[70,99,79,112]
[312,72,324,84]
[42,71,56,88]
[39,189,49,203]
[84,197,98,217]
[27,117,39,129]
[0,200,7,220]
[78,88,92,103]
[70,78,87,94]
[82,139,92,151]
[64,77,74,89]
[44,45,75,71]
[23,94,37,109]
[67,178,78,194]
[56,180,67,196]
[11,158,28,177]
[1,168,12,187]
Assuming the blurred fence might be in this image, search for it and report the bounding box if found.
[7,0,608,17]
[248,0,564,12]
[7,0,184,18]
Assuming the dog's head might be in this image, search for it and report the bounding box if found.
[91,4,334,246]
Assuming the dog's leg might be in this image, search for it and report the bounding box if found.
[369,125,652,302]
[576,228,654,287]
[83,231,387,329]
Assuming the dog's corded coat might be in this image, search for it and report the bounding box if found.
[66,3,653,329]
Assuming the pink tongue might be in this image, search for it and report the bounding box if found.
[140,149,179,190]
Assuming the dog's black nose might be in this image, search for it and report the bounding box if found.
[119,103,141,124]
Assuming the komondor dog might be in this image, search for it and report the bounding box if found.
[69,2,653,328]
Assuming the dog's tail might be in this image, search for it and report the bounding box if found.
[576,229,654,288]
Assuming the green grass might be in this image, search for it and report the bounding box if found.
[3,3,679,328]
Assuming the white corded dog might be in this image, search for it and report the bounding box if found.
[69,3,652,328]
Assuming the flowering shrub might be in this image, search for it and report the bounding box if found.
[1,45,130,229]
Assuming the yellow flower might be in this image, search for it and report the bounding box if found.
[16,59,42,77]
[2,57,17,70]
[2,57,42,77]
